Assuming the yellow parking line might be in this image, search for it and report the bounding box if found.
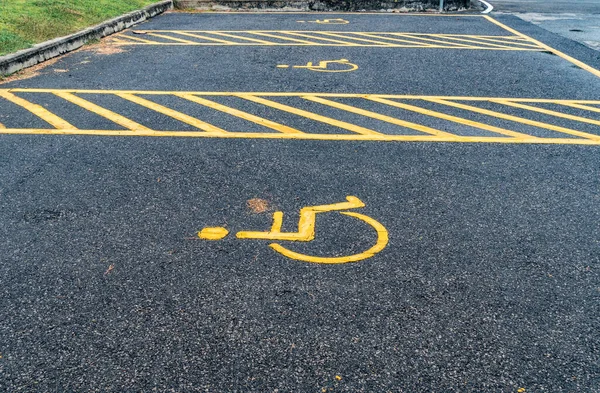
[176,94,304,134]
[237,95,384,136]
[559,102,600,114]
[428,98,600,141]
[208,31,276,45]
[54,92,152,131]
[0,91,75,129]
[366,97,533,139]
[3,128,600,145]
[281,31,362,46]
[248,31,319,44]
[146,32,198,44]
[315,32,394,46]
[6,90,600,104]
[116,93,227,133]
[172,31,238,44]
[493,100,600,127]
[484,15,600,79]
[303,96,455,137]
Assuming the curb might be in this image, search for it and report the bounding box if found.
[0,0,173,77]
[175,0,470,12]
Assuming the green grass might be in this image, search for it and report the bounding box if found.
[0,0,159,56]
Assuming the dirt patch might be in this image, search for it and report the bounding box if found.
[0,56,62,84]
[85,40,127,55]
[247,198,270,214]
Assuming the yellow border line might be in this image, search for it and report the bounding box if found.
[2,128,600,145]
[483,15,600,79]
[4,90,600,103]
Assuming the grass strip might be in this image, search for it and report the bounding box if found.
[0,0,159,56]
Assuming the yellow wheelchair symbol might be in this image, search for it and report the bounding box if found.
[297,18,350,24]
[277,59,358,73]
[198,196,388,264]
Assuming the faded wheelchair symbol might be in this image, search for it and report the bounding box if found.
[297,19,350,24]
[198,196,388,264]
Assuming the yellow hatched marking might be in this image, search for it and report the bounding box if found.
[428,99,600,141]
[208,31,276,45]
[434,35,518,49]
[0,120,4,129]
[391,34,474,48]
[559,102,600,114]
[172,31,238,44]
[484,15,600,79]
[352,33,434,47]
[116,93,226,133]
[117,34,157,44]
[303,96,454,137]
[54,92,151,131]
[0,91,75,129]
[248,31,318,44]
[238,95,384,136]
[146,33,198,44]
[366,97,533,139]
[492,100,600,127]
[315,32,394,46]
[176,94,303,134]
[281,31,361,45]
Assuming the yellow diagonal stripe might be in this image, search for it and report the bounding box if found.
[559,102,600,114]
[176,94,304,134]
[54,92,152,131]
[493,100,600,127]
[0,91,75,129]
[304,96,455,137]
[366,97,533,139]
[237,95,384,136]
[428,98,600,141]
[116,93,226,133]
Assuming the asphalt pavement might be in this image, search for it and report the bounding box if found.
[1,11,599,392]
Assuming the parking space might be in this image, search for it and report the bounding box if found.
[1,11,600,392]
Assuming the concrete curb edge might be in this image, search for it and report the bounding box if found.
[0,0,173,77]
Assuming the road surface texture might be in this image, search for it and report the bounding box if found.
[1,11,599,393]
[491,0,600,51]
